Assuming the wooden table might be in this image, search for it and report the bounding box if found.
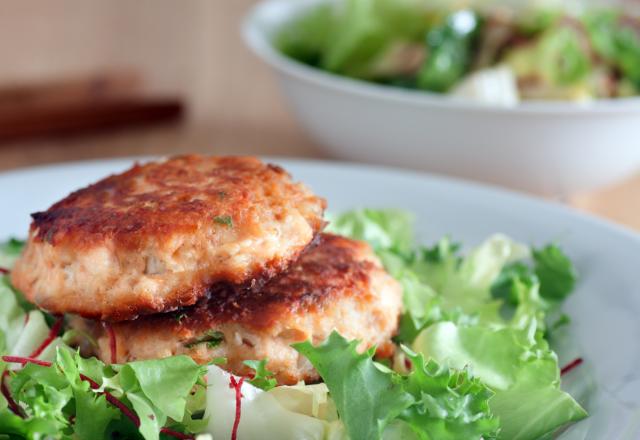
[0,0,637,232]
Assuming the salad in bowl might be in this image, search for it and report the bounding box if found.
[276,0,640,104]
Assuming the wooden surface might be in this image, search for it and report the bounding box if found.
[0,0,322,164]
[0,0,637,231]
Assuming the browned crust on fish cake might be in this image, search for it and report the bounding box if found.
[12,155,326,320]
[29,156,323,249]
[71,234,403,384]
[134,234,375,331]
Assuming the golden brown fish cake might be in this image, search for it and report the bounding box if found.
[11,155,326,321]
[69,234,403,385]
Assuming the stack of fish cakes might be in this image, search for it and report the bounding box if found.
[11,155,402,384]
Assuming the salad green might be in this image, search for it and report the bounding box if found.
[276,0,640,102]
[0,209,587,439]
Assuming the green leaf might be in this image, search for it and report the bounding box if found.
[504,24,592,91]
[57,349,121,439]
[243,359,277,391]
[0,238,25,269]
[489,364,587,440]
[490,262,537,306]
[293,331,413,440]
[2,347,205,440]
[321,0,432,77]
[542,27,592,85]
[421,237,461,264]
[123,355,206,421]
[0,408,65,438]
[418,10,481,92]
[397,273,441,343]
[183,330,224,349]
[7,360,74,435]
[73,390,120,439]
[1,276,36,313]
[413,322,587,440]
[213,215,233,228]
[327,208,414,255]
[533,244,577,301]
[413,234,529,323]
[412,237,461,293]
[0,279,29,355]
[276,2,334,66]
[583,9,640,85]
[127,392,165,440]
[399,348,499,440]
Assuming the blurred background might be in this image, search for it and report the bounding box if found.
[0,1,320,165]
[0,0,637,230]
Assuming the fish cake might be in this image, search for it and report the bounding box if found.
[11,155,326,320]
[69,234,403,385]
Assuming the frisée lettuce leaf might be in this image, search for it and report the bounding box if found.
[328,209,586,439]
[294,332,413,439]
[0,348,207,440]
[243,358,277,391]
[294,331,499,440]
[413,322,587,439]
[398,347,499,439]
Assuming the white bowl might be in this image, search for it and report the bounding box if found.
[242,0,640,195]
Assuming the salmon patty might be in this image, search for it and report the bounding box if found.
[11,155,326,321]
[69,234,403,385]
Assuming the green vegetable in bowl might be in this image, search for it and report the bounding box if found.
[276,0,640,101]
[418,10,482,92]
[583,9,640,89]
[279,0,435,78]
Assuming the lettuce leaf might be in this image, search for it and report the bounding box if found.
[277,0,433,78]
[122,356,205,422]
[399,348,499,440]
[583,9,640,86]
[0,277,62,362]
[532,244,577,302]
[276,3,334,67]
[0,348,206,440]
[294,331,499,440]
[243,359,277,391]
[204,364,329,439]
[425,234,529,316]
[324,0,429,76]
[327,208,414,255]
[397,272,441,343]
[418,10,481,92]
[57,348,121,439]
[0,238,24,269]
[329,209,585,438]
[294,332,413,440]
[0,279,29,356]
[413,322,587,440]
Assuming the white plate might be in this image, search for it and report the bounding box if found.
[1,158,639,439]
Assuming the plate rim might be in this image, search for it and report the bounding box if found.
[2,155,639,245]
[2,155,639,438]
